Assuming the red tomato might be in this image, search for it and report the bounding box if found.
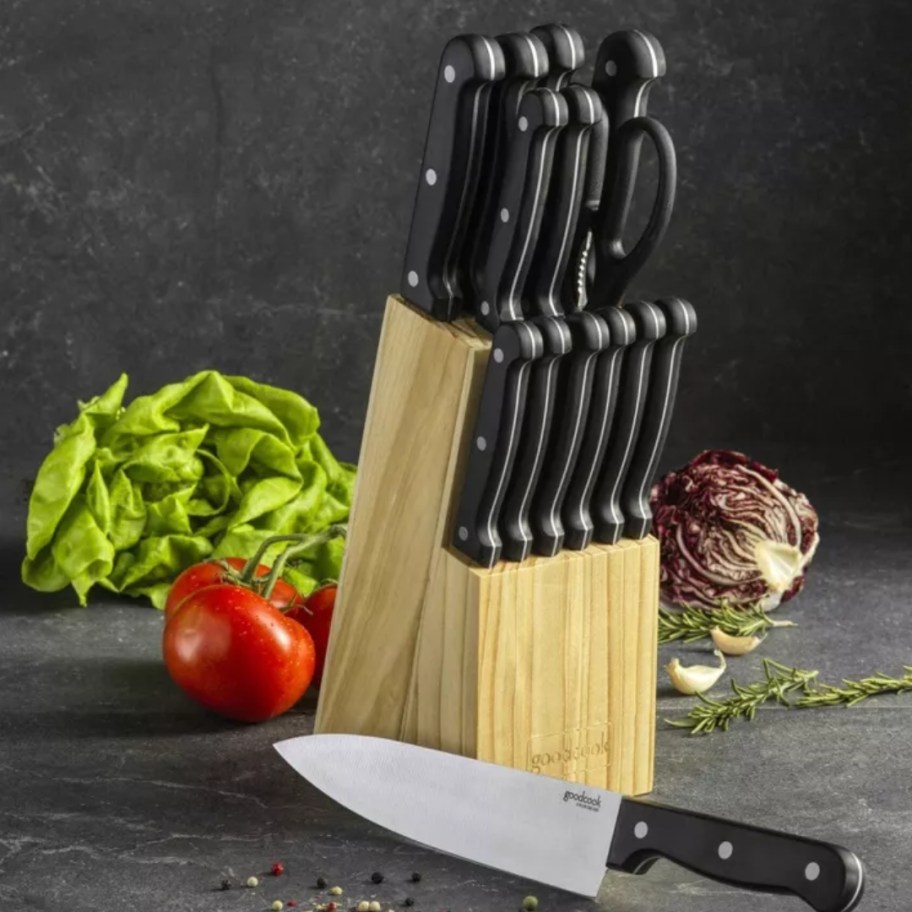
[287,583,337,688]
[162,584,315,723]
[164,557,300,621]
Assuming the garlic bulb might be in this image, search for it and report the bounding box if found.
[666,650,727,695]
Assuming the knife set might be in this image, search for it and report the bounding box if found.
[315,26,693,796]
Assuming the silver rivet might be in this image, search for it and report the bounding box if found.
[518,115,529,132]
[604,60,618,76]
[480,301,490,316]
[425,168,437,186]
[500,208,509,223]
[457,526,469,542]
[634,821,648,839]
[407,270,419,287]
[476,436,487,451]
[444,65,456,83]
[805,862,820,882]
[493,348,504,363]
[718,841,733,860]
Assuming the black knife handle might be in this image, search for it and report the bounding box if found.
[499,317,573,562]
[560,307,635,550]
[465,33,549,307]
[608,798,865,912]
[401,35,505,320]
[452,321,544,567]
[621,297,697,539]
[531,23,585,90]
[525,86,604,319]
[530,311,611,556]
[476,88,568,332]
[589,115,677,311]
[591,300,666,544]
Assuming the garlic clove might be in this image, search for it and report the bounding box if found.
[754,539,804,594]
[710,626,762,656]
[666,649,727,695]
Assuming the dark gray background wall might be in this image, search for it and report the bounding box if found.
[2,0,910,478]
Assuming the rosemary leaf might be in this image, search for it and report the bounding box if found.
[658,602,796,645]
[795,666,912,709]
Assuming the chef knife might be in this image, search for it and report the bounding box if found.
[591,299,665,544]
[560,306,635,551]
[529,311,611,556]
[464,32,549,311]
[451,320,543,567]
[275,734,865,911]
[530,23,585,90]
[400,35,505,321]
[474,87,568,331]
[620,296,697,539]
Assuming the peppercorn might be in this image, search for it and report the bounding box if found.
[368,901,382,912]
[272,902,285,911]
[404,899,415,907]
[522,896,539,911]
[220,878,232,891]
[409,873,422,883]
[272,862,286,877]
[287,903,297,909]
[246,876,259,888]
[357,901,371,912]
[316,877,328,889]
[371,872,384,884]
[329,886,343,896]
[326,903,338,912]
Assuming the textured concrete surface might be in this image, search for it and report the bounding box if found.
[1,454,909,911]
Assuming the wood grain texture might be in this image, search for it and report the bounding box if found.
[317,294,658,795]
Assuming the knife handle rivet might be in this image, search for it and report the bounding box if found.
[476,436,487,451]
[480,301,490,316]
[805,862,821,881]
[633,821,648,839]
[604,59,618,76]
[457,526,468,541]
[500,207,510,223]
[407,270,419,287]
[444,64,456,83]
[518,115,529,132]
[425,168,437,186]
[718,841,734,860]
[492,348,504,363]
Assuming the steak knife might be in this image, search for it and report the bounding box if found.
[275,735,865,912]
[474,87,568,332]
[531,23,585,90]
[620,296,697,538]
[400,35,505,320]
[529,311,611,556]
[464,32,549,310]
[591,300,665,544]
[451,320,543,567]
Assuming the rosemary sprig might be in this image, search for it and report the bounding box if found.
[796,667,912,708]
[667,658,818,734]
[658,602,796,644]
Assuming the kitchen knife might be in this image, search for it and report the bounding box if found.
[499,316,572,562]
[451,320,544,567]
[464,32,549,310]
[400,35,505,321]
[474,87,568,332]
[591,300,665,544]
[560,306,635,551]
[529,311,611,556]
[524,85,604,319]
[620,296,697,539]
[530,23,585,90]
[275,734,865,912]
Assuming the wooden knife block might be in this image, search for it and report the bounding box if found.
[314,295,658,795]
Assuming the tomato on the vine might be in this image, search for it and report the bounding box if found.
[287,583,337,688]
[164,557,299,621]
[162,584,315,723]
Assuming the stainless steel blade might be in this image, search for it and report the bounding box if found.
[274,734,621,896]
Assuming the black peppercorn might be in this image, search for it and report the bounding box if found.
[409,873,421,883]
[316,877,327,889]
[220,878,231,891]
[404,898,415,907]
[371,872,384,884]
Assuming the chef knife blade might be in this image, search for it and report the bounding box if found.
[620,296,697,539]
[591,300,665,544]
[474,87,568,331]
[401,35,505,320]
[451,320,544,567]
[274,734,865,912]
[531,23,585,90]
[529,311,611,556]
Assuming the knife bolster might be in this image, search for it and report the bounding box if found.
[315,294,658,796]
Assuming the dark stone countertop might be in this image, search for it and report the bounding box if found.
[1,451,910,912]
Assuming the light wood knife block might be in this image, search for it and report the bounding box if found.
[314,294,658,796]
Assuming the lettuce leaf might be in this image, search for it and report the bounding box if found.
[21,371,355,608]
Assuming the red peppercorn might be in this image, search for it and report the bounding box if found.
[326,903,338,912]
[272,862,285,877]
[287,903,297,908]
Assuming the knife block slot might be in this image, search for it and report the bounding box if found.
[315,295,658,795]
